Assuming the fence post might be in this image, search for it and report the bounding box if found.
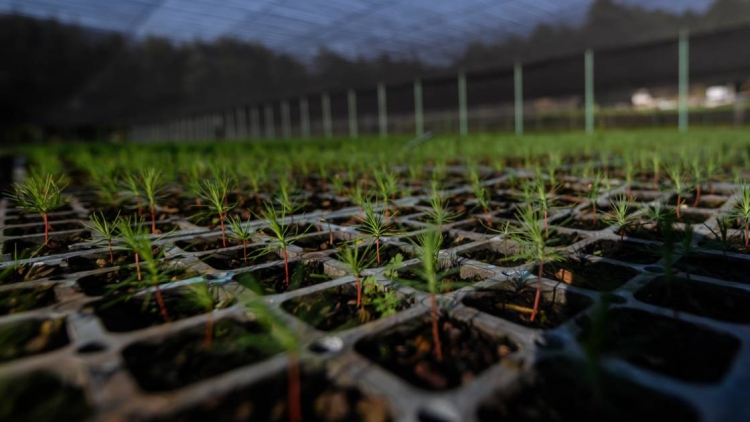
[264,103,275,139]
[585,49,595,134]
[300,97,310,139]
[458,71,468,136]
[281,100,291,139]
[322,93,332,139]
[250,107,261,139]
[378,83,387,138]
[514,63,524,136]
[414,79,424,136]
[679,30,689,133]
[348,89,358,139]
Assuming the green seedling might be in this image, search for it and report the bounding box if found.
[358,199,398,264]
[733,184,750,247]
[121,172,144,217]
[374,168,398,217]
[703,216,733,259]
[665,161,687,219]
[225,214,255,261]
[587,172,605,225]
[424,190,459,230]
[258,202,307,288]
[407,227,444,362]
[82,211,121,264]
[140,168,167,234]
[336,243,376,307]
[361,276,400,319]
[600,195,637,242]
[180,282,234,349]
[194,178,235,248]
[469,166,492,226]
[8,174,67,246]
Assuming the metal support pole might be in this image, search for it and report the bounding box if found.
[281,100,291,139]
[250,107,261,139]
[514,63,524,136]
[322,93,332,139]
[458,71,468,136]
[585,49,595,134]
[414,79,424,136]
[678,30,689,133]
[264,103,275,139]
[348,89,358,139]
[377,83,387,138]
[300,97,310,139]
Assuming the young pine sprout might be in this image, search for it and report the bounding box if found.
[180,282,233,349]
[601,196,637,242]
[587,172,605,225]
[336,243,376,308]
[259,202,307,288]
[424,191,459,230]
[509,207,565,323]
[8,174,67,246]
[469,167,492,226]
[689,157,704,207]
[121,172,144,217]
[665,162,687,219]
[225,214,255,261]
[82,211,121,264]
[140,168,167,234]
[527,177,558,238]
[195,178,235,248]
[733,184,750,247]
[358,199,397,264]
[374,168,398,217]
[409,227,444,362]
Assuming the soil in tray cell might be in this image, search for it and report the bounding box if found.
[75,265,199,297]
[260,223,321,237]
[0,317,69,363]
[202,248,281,271]
[577,307,739,383]
[2,231,91,256]
[634,276,750,323]
[537,259,638,292]
[396,264,489,293]
[622,225,686,243]
[5,204,74,215]
[3,222,83,237]
[555,217,609,231]
[463,287,592,329]
[292,233,349,252]
[577,239,661,265]
[0,371,92,422]
[545,231,586,248]
[174,236,239,252]
[477,357,698,422]
[233,261,335,296]
[668,194,725,209]
[356,244,409,269]
[281,282,411,331]
[4,211,79,225]
[0,286,57,315]
[0,262,63,285]
[65,249,162,272]
[321,214,360,227]
[459,247,527,267]
[699,235,750,256]
[123,319,284,392]
[164,369,392,422]
[93,285,231,333]
[356,316,517,391]
[674,253,750,284]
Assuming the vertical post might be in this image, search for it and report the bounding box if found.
[250,107,261,139]
[678,30,689,133]
[514,63,524,136]
[264,103,275,139]
[377,83,387,138]
[458,71,468,136]
[585,49,595,134]
[300,97,310,139]
[281,100,291,139]
[322,93,332,139]
[414,79,424,136]
[348,89,358,139]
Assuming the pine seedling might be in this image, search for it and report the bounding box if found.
[374,168,398,217]
[733,184,750,247]
[140,168,167,234]
[121,172,144,217]
[509,207,565,322]
[180,282,234,349]
[665,162,687,219]
[225,214,255,260]
[8,174,67,245]
[258,202,307,288]
[82,211,121,264]
[600,195,637,242]
[336,243,376,307]
[361,276,400,320]
[526,176,558,238]
[689,157,704,207]
[116,216,150,282]
[408,227,444,362]
[424,191,459,230]
[587,172,605,225]
[703,217,733,260]
[358,199,398,264]
[469,166,492,226]
[195,178,235,248]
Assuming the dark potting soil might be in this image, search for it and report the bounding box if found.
[202,248,281,271]
[0,371,91,422]
[323,214,360,227]
[281,282,410,331]
[463,287,592,329]
[358,244,407,269]
[163,369,392,422]
[75,265,198,297]
[175,237,239,252]
[577,239,661,265]
[623,225,685,243]
[674,211,709,225]
[667,194,725,209]
[3,222,84,237]
[233,261,334,296]
[0,262,63,285]
[454,220,506,235]
[0,286,57,315]
[634,277,750,323]
[555,217,609,231]
[546,231,586,248]
[397,264,488,293]
[459,247,527,267]
[444,233,477,248]
[356,316,517,391]
[292,233,349,252]
[538,260,638,292]
[674,253,750,284]
[2,231,91,256]
[5,204,74,215]
[94,286,225,332]
[577,307,739,383]
[3,211,79,225]
[260,223,321,237]
[65,249,161,273]
[0,318,69,363]
[477,357,698,422]
[123,319,284,392]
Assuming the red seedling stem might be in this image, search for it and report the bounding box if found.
[430,293,443,362]
[530,262,543,322]
[592,203,598,225]
[154,285,170,322]
[544,210,549,238]
[242,239,248,261]
[283,249,290,287]
[42,212,49,245]
[376,237,381,264]
[287,354,302,422]
[693,186,701,208]
[356,275,362,307]
[676,194,682,219]
[151,205,157,234]
[485,209,492,227]
[204,312,214,349]
[136,199,143,218]
[135,253,142,281]
[219,212,227,247]
[745,223,749,247]
[108,240,114,264]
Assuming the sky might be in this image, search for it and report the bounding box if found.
[0,0,715,60]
